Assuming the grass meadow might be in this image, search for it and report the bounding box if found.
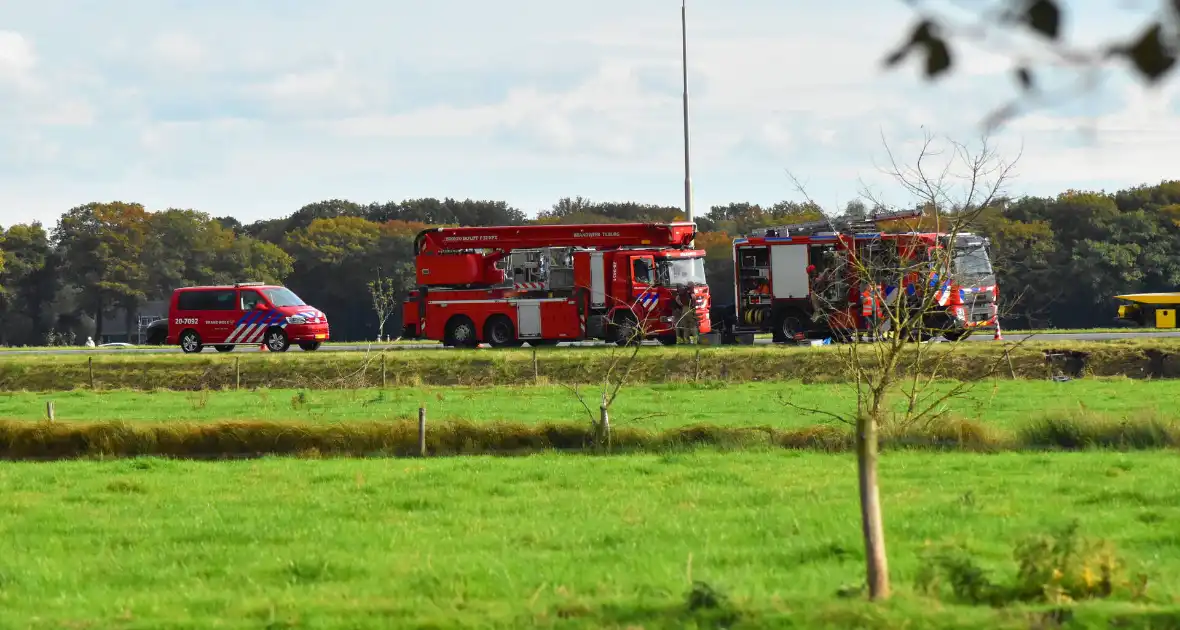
[3,344,1180,627]
[2,378,1177,431]
[0,452,1176,628]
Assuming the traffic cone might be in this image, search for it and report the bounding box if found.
[993,320,1004,341]
[259,341,268,352]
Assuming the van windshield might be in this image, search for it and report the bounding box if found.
[263,287,307,307]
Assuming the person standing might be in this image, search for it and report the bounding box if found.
[675,284,699,344]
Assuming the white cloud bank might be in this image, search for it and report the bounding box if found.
[0,0,1176,226]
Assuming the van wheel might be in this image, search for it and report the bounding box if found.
[444,316,478,348]
[179,330,203,354]
[264,328,291,352]
[484,315,518,348]
[299,341,322,351]
[214,345,234,352]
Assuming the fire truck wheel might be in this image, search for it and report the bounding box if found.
[772,313,803,344]
[444,316,478,348]
[214,345,234,352]
[484,316,518,347]
[612,312,640,346]
[943,329,972,342]
[264,328,291,352]
[179,330,203,354]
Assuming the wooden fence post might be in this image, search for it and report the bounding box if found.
[88,356,95,390]
[235,356,241,390]
[381,352,387,387]
[418,406,427,457]
[532,347,539,385]
[45,401,55,422]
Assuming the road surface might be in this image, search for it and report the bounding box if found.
[2,330,1178,356]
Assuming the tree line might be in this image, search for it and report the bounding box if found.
[1,181,1176,345]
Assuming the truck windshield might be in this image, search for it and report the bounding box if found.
[953,246,993,277]
[658,257,707,286]
[263,287,307,307]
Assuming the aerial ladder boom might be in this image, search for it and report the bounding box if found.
[413,222,698,255]
[748,207,925,238]
[412,222,700,287]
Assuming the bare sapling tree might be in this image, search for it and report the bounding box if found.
[784,128,1027,601]
[567,293,672,450]
[368,268,400,342]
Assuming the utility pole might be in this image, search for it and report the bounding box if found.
[681,0,694,237]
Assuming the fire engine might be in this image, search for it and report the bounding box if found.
[400,222,712,347]
[712,209,1000,343]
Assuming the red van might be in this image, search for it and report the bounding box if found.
[166,282,330,353]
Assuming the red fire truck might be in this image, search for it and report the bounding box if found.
[712,209,999,343]
[401,222,712,347]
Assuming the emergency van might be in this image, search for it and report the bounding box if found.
[166,282,330,353]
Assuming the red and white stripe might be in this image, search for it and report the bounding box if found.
[579,313,586,336]
[514,282,546,291]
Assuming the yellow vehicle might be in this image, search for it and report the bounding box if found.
[1114,293,1180,329]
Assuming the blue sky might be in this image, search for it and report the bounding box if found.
[1,0,1177,227]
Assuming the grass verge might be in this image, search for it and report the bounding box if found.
[2,413,1177,460]
[4,339,1180,390]
[0,451,1176,628]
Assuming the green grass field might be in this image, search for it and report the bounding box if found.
[0,451,1175,628]
[4,378,1177,431]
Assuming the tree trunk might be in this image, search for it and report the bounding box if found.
[124,305,137,344]
[94,298,105,340]
[856,411,890,600]
[598,392,611,449]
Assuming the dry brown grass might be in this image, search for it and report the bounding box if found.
[1,412,1175,460]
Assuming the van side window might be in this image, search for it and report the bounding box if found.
[209,290,236,310]
[240,290,264,310]
[177,289,236,311]
[176,291,207,311]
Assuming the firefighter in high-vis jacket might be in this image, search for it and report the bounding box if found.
[861,283,882,339]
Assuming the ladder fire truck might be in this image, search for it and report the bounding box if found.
[711,208,1000,343]
[400,222,712,347]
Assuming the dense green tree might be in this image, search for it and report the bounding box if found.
[53,202,151,338]
[0,223,52,344]
[284,217,415,341]
[9,181,1180,346]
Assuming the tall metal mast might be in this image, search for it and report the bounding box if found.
[681,0,694,237]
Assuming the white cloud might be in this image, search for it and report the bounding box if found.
[0,31,36,88]
[150,33,206,70]
[0,0,1175,226]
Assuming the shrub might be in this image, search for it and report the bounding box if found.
[1018,413,1180,450]
[916,521,1139,607]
